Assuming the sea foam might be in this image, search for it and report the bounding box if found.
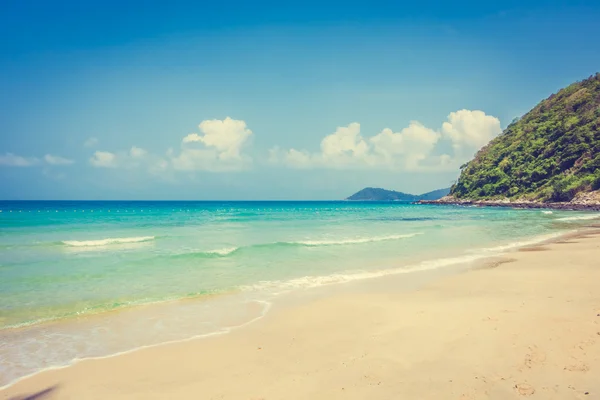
[294,233,421,246]
[205,247,239,256]
[555,214,600,222]
[241,231,569,293]
[474,232,565,253]
[176,234,422,259]
[62,236,156,247]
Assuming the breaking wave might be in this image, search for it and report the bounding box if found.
[62,236,156,247]
[293,233,421,246]
[555,214,600,222]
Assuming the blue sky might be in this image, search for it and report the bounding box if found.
[1,0,599,200]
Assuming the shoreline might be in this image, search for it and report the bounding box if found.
[0,230,577,389]
[0,299,274,393]
[417,199,600,211]
[1,231,570,335]
[2,227,600,398]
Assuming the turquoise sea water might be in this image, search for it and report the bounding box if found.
[1,200,599,386]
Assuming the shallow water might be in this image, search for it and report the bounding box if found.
[1,200,598,386]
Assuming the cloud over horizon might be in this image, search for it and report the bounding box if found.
[6,112,502,184]
[44,154,75,165]
[88,117,254,174]
[0,153,75,167]
[441,110,502,155]
[89,151,119,168]
[269,109,501,171]
[0,153,40,167]
[171,117,253,171]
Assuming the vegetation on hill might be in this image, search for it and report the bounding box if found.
[451,73,600,202]
[347,187,450,201]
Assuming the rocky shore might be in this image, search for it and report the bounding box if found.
[417,191,600,211]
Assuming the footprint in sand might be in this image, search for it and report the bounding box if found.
[576,338,596,350]
[564,361,590,372]
[515,383,535,396]
[522,345,546,369]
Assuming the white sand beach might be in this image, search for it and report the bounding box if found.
[2,230,599,400]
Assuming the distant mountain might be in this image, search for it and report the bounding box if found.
[346,188,415,201]
[417,187,452,201]
[346,187,450,201]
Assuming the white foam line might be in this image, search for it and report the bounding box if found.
[241,231,573,293]
[62,236,155,247]
[474,231,566,253]
[1,295,201,331]
[205,247,239,256]
[555,214,600,222]
[296,233,421,246]
[0,300,272,391]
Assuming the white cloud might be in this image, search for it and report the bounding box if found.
[88,118,254,174]
[286,149,314,168]
[89,146,152,169]
[170,148,251,172]
[170,148,218,171]
[273,122,441,170]
[89,151,118,168]
[44,154,75,165]
[84,137,99,148]
[271,123,372,170]
[129,146,147,158]
[0,153,40,167]
[0,153,75,168]
[172,117,253,171]
[272,110,501,171]
[319,122,371,167]
[441,109,502,152]
[370,122,441,169]
[268,147,314,169]
[181,117,252,160]
[321,123,368,158]
[81,112,500,177]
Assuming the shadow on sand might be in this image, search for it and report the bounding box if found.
[9,385,59,400]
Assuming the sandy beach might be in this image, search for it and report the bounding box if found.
[2,229,599,400]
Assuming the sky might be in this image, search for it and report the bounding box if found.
[1,0,599,200]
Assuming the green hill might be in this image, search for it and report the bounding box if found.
[416,187,452,201]
[451,73,600,202]
[346,187,450,201]
[346,187,415,201]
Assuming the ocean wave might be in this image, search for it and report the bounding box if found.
[555,214,600,222]
[367,217,438,222]
[293,233,421,246]
[205,247,239,256]
[473,232,566,253]
[171,234,422,260]
[241,253,484,292]
[241,231,571,293]
[541,211,553,214]
[61,236,156,247]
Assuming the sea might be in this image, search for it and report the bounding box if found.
[1,200,599,387]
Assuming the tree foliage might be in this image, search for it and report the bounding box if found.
[451,73,600,202]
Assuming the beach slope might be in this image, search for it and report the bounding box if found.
[3,231,600,399]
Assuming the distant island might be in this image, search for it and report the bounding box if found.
[346,187,450,201]
[422,72,600,209]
